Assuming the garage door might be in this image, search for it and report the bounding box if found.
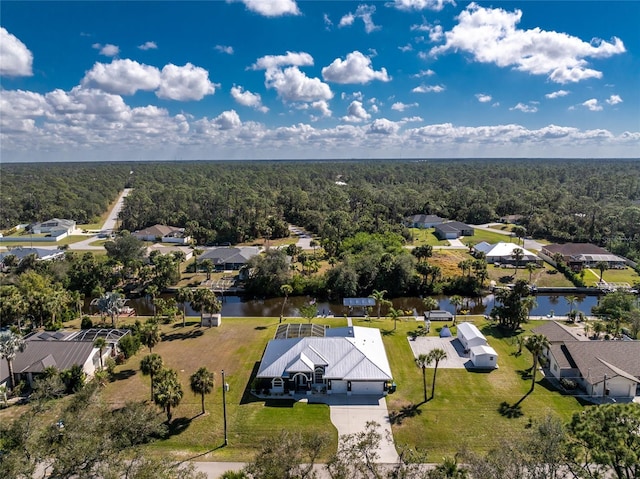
[330,380,348,393]
[351,381,384,395]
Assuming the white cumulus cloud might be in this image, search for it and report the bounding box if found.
[391,102,418,111]
[545,90,570,99]
[413,84,445,93]
[582,99,602,111]
[265,66,333,103]
[392,0,456,12]
[606,94,622,105]
[339,5,380,34]
[231,85,268,112]
[510,102,538,113]
[157,63,216,101]
[92,43,120,57]
[137,41,157,51]
[430,3,626,84]
[215,45,234,55]
[367,118,401,135]
[235,0,300,17]
[0,28,33,77]
[342,101,371,122]
[413,69,435,78]
[475,94,492,103]
[213,110,242,129]
[82,59,161,95]
[322,51,390,84]
[251,51,314,70]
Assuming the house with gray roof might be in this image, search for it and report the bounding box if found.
[0,247,65,265]
[434,221,474,240]
[256,325,393,396]
[0,329,129,389]
[199,246,260,271]
[541,243,625,271]
[132,224,191,245]
[533,322,640,400]
[404,214,446,229]
[31,218,76,235]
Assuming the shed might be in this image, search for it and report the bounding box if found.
[439,325,452,338]
[470,345,498,369]
[457,322,487,350]
[424,310,453,321]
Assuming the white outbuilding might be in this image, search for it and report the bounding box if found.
[469,345,498,369]
[456,322,487,351]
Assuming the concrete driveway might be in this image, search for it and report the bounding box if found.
[407,337,471,369]
[310,394,398,463]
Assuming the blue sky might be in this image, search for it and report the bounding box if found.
[1,0,638,162]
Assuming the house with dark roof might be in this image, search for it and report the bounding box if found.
[404,214,446,229]
[132,224,191,245]
[0,329,129,389]
[533,321,640,400]
[199,246,260,271]
[541,243,625,271]
[256,325,393,396]
[434,221,474,240]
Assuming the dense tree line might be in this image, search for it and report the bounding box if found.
[2,159,639,260]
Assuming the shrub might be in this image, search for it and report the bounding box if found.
[560,378,577,390]
[118,334,141,359]
[81,316,93,329]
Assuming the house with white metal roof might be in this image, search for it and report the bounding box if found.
[456,322,499,368]
[256,325,393,396]
[474,242,541,266]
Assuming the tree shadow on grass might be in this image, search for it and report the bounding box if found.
[517,368,534,381]
[111,368,136,382]
[161,329,204,341]
[166,416,192,437]
[389,403,422,425]
[381,329,396,336]
[172,320,200,328]
[498,401,524,418]
[240,362,262,405]
[255,326,268,330]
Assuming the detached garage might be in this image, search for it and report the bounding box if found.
[457,322,488,351]
[470,345,498,369]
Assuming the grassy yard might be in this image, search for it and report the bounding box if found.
[486,262,574,288]
[581,267,639,287]
[362,316,584,459]
[0,235,88,247]
[102,317,341,460]
[466,229,519,245]
[408,228,450,247]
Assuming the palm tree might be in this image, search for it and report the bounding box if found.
[153,368,184,423]
[140,353,164,402]
[427,348,447,399]
[175,287,193,327]
[0,331,26,392]
[521,295,538,320]
[525,334,550,392]
[511,247,524,271]
[141,323,161,353]
[422,297,439,314]
[596,261,609,283]
[525,263,537,284]
[201,259,214,281]
[91,291,127,328]
[146,284,159,317]
[369,289,390,319]
[388,307,402,331]
[93,337,107,370]
[565,295,578,322]
[449,295,463,324]
[279,284,293,323]
[191,289,222,327]
[190,367,215,415]
[593,320,605,339]
[415,353,430,403]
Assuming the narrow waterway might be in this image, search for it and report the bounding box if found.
[88,293,602,319]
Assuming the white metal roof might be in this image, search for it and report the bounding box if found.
[470,344,497,357]
[483,242,538,260]
[257,326,392,381]
[457,322,486,342]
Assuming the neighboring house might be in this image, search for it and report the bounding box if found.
[0,329,129,389]
[541,243,626,271]
[434,221,474,240]
[457,322,498,369]
[533,322,640,400]
[132,224,191,245]
[474,241,541,266]
[256,325,393,396]
[145,244,193,262]
[424,310,453,321]
[404,214,446,229]
[30,218,76,235]
[499,214,524,224]
[199,246,260,271]
[0,247,65,264]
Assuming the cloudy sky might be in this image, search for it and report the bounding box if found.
[1,0,638,162]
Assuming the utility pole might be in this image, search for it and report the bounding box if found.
[222,369,228,446]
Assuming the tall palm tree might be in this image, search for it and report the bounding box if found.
[279,284,293,323]
[140,353,164,402]
[415,353,430,403]
[521,295,538,320]
[191,289,222,327]
[153,367,184,423]
[422,297,439,314]
[201,259,214,281]
[595,261,609,283]
[190,367,215,415]
[565,295,578,322]
[387,307,402,331]
[141,323,161,353]
[369,289,390,319]
[93,337,107,370]
[511,247,524,271]
[175,287,193,327]
[0,331,26,392]
[525,334,550,392]
[146,284,159,317]
[427,348,447,399]
[91,291,127,328]
[449,295,463,324]
[525,263,537,284]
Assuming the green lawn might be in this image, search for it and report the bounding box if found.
[486,262,574,288]
[352,317,584,459]
[409,228,450,247]
[0,235,88,247]
[582,267,640,287]
[466,229,519,245]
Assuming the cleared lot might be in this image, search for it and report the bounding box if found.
[407,336,471,369]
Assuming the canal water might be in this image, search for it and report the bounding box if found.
[100,293,602,318]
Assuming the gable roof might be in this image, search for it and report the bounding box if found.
[543,243,611,256]
[471,344,498,356]
[0,247,64,262]
[457,322,486,342]
[257,326,392,381]
[435,221,472,233]
[405,214,446,225]
[561,341,640,385]
[532,321,581,343]
[33,218,75,230]
[133,224,184,237]
[483,242,539,260]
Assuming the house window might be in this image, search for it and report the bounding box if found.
[553,364,557,372]
[272,378,283,388]
[489,357,494,361]
[314,367,324,384]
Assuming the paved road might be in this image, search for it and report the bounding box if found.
[102,188,132,232]
[472,223,545,251]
